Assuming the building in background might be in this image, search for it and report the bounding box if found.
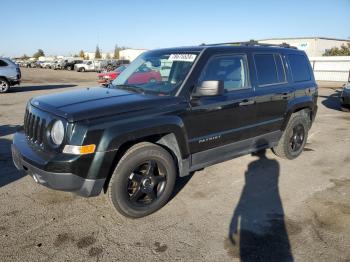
[309,56,350,82]
[119,49,147,62]
[258,37,350,57]
[83,52,114,60]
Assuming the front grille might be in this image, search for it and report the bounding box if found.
[24,109,46,144]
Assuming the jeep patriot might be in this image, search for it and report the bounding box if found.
[12,41,318,217]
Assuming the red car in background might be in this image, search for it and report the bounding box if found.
[98,65,127,85]
[98,65,162,85]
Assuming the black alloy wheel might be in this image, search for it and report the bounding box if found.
[108,142,176,218]
[289,124,305,152]
[127,160,167,206]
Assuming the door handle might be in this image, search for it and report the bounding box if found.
[238,99,255,106]
[280,92,291,99]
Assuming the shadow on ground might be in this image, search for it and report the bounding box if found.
[225,150,293,262]
[0,125,22,137]
[0,137,26,187]
[9,84,77,92]
[169,172,194,202]
[320,90,343,111]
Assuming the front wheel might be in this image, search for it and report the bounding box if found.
[272,111,310,159]
[107,142,176,218]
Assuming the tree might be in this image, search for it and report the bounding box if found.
[85,54,90,60]
[33,49,45,58]
[113,44,120,59]
[79,50,85,58]
[95,45,101,59]
[323,43,350,56]
[20,54,29,60]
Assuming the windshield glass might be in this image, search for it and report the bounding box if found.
[112,51,198,95]
[116,65,126,72]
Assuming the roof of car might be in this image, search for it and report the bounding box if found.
[149,41,303,54]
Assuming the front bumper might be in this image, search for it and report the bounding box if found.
[9,80,20,86]
[11,132,105,197]
[341,88,350,105]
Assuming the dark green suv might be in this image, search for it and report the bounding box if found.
[12,42,318,217]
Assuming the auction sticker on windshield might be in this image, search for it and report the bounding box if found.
[168,54,197,62]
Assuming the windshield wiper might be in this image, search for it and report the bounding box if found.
[115,84,145,94]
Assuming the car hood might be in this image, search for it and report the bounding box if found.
[30,87,181,122]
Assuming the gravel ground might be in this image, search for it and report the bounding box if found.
[0,68,349,261]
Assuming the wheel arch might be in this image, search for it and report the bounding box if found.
[102,132,189,193]
[282,100,315,130]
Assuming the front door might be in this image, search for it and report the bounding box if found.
[183,53,257,162]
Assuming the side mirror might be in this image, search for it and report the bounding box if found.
[193,80,224,97]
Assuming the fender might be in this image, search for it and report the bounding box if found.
[282,96,315,130]
[98,115,190,159]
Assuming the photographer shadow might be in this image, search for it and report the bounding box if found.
[227,149,293,262]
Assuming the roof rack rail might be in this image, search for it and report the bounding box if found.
[200,39,297,49]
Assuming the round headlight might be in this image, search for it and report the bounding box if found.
[51,120,64,145]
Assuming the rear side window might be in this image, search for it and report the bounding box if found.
[288,54,311,82]
[0,60,8,67]
[198,54,248,92]
[254,53,286,86]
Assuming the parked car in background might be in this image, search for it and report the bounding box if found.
[41,61,55,69]
[23,60,37,68]
[127,65,162,84]
[97,65,128,85]
[62,59,83,71]
[0,57,21,93]
[52,60,67,70]
[340,82,350,111]
[74,60,102,72]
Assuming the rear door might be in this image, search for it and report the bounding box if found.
[252,52,292,136]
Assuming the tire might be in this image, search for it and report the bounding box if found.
[107,142,177,218]
[80,67,85,72]
[67,66,72,71]
[272,111,310,159]
[0,78,10,93]
[340,104,350,112]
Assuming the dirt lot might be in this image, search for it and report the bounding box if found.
[0,68,349,261]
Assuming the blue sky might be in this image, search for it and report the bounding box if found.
[1,0,350,57]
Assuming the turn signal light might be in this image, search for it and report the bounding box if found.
[63,144,96,155]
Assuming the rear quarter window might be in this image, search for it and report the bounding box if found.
[288,54,311,82]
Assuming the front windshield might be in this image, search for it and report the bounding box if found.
[116,65,126,72]
[112,51,198,95]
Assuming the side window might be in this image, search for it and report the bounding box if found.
[0,60,8,67]
[274,54,286,83]
[254,54,278,86]
[288,54,311,82]
[198,55,248,92]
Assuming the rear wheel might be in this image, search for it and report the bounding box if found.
[107,142,176,218]
[272,111,310,159]
[0,78,10,93]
